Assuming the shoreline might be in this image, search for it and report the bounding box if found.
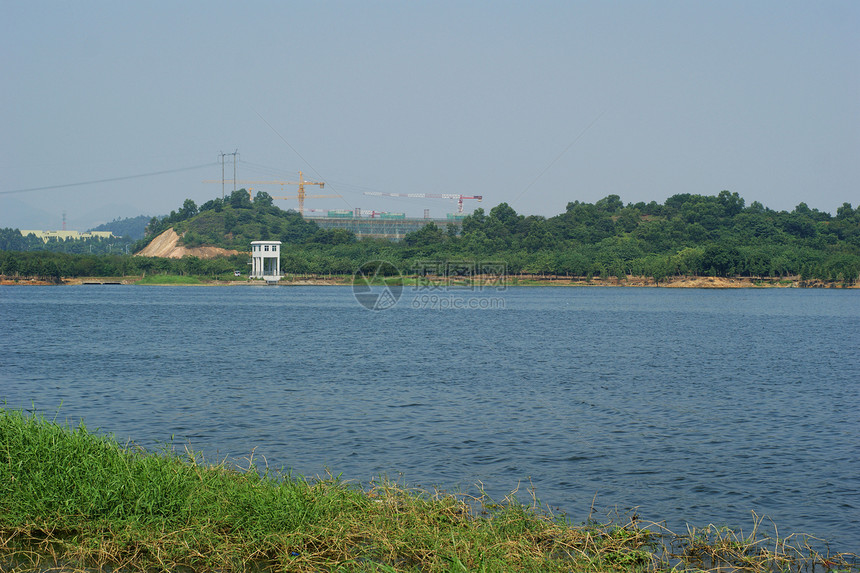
[1,274,857,288]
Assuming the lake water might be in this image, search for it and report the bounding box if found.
[1,284,858,552]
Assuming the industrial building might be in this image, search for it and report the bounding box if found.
[306,215,464,240]
[19,230,114,242]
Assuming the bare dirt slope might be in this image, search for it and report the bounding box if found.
[135,228,243,259]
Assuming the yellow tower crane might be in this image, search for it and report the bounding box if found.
[204,172,337,213]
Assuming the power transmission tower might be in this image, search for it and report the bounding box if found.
[218,150,239,199]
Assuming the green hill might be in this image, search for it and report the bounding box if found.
[4,189,859,284]
[130,189,860,283]
[134,190,353,253]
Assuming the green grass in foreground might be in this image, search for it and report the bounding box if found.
[135,274,202,285]
[0,409,856,573]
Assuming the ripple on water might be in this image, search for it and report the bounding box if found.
[1,286,858,552]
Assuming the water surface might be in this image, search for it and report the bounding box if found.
[1,285,858,551]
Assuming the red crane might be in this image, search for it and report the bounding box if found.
[362,192,482,213]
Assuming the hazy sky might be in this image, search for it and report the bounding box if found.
[2,1,858,229]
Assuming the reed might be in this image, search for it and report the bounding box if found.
[1,409,856,572]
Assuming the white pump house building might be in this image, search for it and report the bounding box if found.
[250,240,282,282]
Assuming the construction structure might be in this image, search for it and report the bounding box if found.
[202,161,482,239]
[250,240,281,283]
[306,215,463,241]
[362,192,482,213]
[205,172,336,212]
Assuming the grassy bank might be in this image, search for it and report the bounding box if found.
[3,272,857,288]
[135,274,202,285]
[0,409,856,572]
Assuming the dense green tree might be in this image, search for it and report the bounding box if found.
[404,223,447,248]
[595,194,623,213]
[701,243,741,276]
[615,208,641,233]
[718,190,745,217]
[4,190,859,283]
[179,199,198,220]
[229,189,253,209]
[254,191,274,208]
[782,213,817,239]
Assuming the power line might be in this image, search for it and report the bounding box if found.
[0,162,218,196]
[254,111,354,209]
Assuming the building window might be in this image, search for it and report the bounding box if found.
[264,245,269,251]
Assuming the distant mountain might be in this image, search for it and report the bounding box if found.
[0,197,146,232]
[0,197,57,230]
[67,202,144,231]
[88,215,151,240]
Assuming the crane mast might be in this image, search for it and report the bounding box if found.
[204,171,334,212]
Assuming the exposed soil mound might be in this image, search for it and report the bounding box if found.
[135,228,243,259]
[661,276,751,288]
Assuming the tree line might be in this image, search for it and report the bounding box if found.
[389,192,860,282]
[2,190,859,283]
[0,228,137,255]
[0,251,247,282]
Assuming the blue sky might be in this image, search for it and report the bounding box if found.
[2,1,857,229]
